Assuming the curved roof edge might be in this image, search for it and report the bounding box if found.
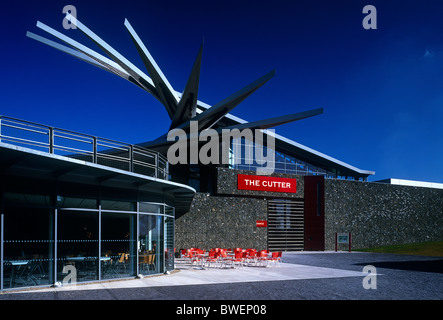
[196,102,375,178]
[0,142,196,214]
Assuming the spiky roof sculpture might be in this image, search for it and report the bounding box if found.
[27,14,322,154]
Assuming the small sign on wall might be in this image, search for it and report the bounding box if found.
[256,220,267,227]
[337,233,350,244]
[335,232,352,252]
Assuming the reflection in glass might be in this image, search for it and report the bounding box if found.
[3,206,53,289]
[57,210,99,283]
[57,196,97,209]
[139,202,161,214]
[164,216,174,271]
[101,212,136,279]
[1,196,174,289]
[138,215,163,275]
[101,200,135,212]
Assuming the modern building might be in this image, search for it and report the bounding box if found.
[0,116,195,290]
[1,15,442,291]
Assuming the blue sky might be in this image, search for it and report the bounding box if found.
[1,0,443,183]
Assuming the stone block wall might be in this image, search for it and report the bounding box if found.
[175,193,268,250]
[324,179,443,250]
[175,168,304,250]
[175,167,443,252]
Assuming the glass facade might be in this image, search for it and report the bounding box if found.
[230,137,365,180]
[0,192,175,290]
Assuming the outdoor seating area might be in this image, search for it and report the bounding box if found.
[175,248,282,269]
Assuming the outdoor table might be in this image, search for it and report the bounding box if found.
[65,256,110,261]
[10,260,28,266]
[6,260,29,287]
[194,253,208,269]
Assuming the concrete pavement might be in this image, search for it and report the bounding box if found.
[0,251,441,301]
[4,259,367,294]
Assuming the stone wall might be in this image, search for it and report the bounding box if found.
[175,167,443,252]
[175,192,268,250]
[324,179,443,250]
[175,168,304,250]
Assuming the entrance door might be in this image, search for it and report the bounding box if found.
[304,176,325,251]
[267,199,304,251]
[138,215,163,275]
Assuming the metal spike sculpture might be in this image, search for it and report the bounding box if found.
[27,14,323,155]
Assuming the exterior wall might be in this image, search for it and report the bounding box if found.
[175,192,268,250]
[175,168,305,250]
[176,167,443,252]
[324,179,443,250]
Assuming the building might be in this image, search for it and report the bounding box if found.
[0,15,442,291]
[0,116,195,290]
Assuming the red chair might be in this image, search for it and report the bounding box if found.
[268,252,282,267]
[204,250,219,268]
[179,249,190,265]
[232,251,245,268]
[244,249,256,266]
[218,250,232,268]
[187,250,205,268]
[257,250,269,267]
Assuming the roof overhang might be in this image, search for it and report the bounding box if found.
[194,103,375,179]
[0,142,195,215]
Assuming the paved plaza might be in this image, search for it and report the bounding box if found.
[1,251,442,301]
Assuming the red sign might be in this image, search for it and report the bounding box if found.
[256,220,267,227]
[237,174,297,193]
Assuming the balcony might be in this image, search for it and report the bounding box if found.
[0,115,168,180]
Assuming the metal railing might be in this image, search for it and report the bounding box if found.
[0,115,168,180]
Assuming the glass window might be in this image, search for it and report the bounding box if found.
[101,200,135,212]
[101,212,136,279]
[3,206,53,289]
[139,202,161,214]
[4,192,51,207]
[165,206,174,217]
[138,215,163,275]
[57,210,99,283]
[0,213,2,290]
[164,216,174,272]
[57,196,97,209]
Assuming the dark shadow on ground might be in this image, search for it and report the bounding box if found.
[354,259,443,274]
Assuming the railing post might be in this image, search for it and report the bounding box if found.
[49,127,54,154]
[93,137,97,164]
[130,145,134,172]
[155,153,158,178]
[0,116,2,143]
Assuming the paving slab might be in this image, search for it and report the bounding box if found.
[5,262,367,294]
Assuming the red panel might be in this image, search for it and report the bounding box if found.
[237,174,297,193]
[256,220,267,227]
[304,176,325,251]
